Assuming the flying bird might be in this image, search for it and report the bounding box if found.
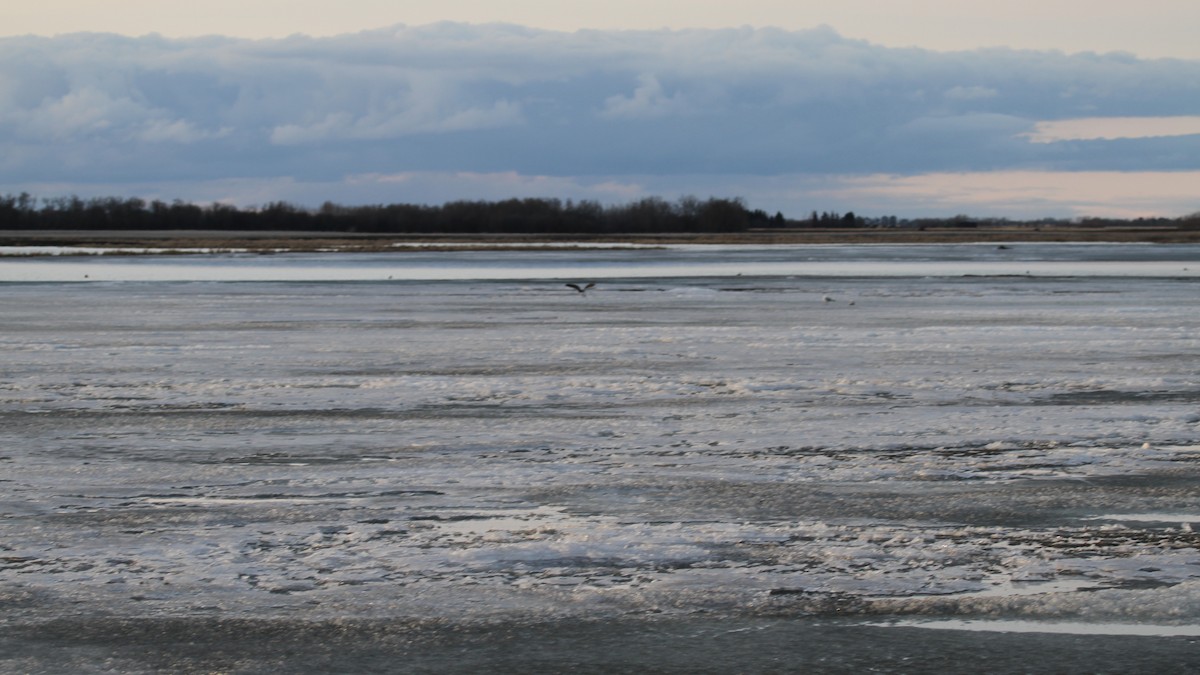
[566,282,596,294]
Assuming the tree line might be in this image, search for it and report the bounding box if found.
[2,192,1196,234]
[0,194,788,234]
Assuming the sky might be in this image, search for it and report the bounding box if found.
[2,1,1199,219]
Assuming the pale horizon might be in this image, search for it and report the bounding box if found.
[2,3,1198,219]
[7,2,1200,60]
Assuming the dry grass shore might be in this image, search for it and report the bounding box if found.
[3,225,1200,254]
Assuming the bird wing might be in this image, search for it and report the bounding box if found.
[565,283,583,292]
[583,282,596,290]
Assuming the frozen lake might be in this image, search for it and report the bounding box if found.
[3,241,1200,282]
[3,243,1200,672]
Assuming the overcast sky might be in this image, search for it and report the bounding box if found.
[3,2,1198,218]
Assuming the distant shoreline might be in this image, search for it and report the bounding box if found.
[2,226,1200,254]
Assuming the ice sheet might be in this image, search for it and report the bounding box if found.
[2,244,1200,635]
[2,241,1200,282]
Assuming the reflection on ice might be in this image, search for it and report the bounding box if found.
[1086,513,1200,525]
[877,619,1200,637]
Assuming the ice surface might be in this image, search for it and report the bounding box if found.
[3,241,1200,282]
[3,244,1200,667]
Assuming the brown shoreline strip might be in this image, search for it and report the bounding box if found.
[2,226,1200,253]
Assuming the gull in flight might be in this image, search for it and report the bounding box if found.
[566,282,596,294]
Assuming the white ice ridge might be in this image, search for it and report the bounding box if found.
[2,242,1200,281]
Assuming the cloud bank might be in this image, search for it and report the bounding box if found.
[2,24,1198,216]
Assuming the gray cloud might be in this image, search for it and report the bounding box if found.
[2,23,1198,190]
